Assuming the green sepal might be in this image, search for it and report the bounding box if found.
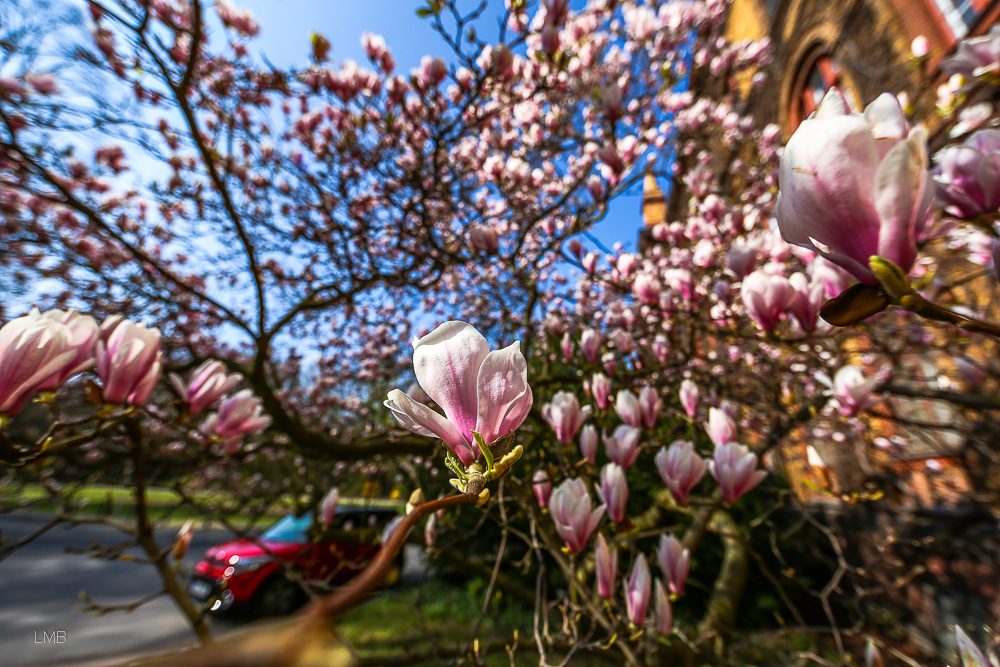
[472,431,494,473]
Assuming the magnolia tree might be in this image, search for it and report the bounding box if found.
[1,0,1000,665]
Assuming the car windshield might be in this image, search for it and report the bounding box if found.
[261,514,312,542]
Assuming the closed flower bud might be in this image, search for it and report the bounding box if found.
[624,555,651,626]
[542,391,592,446]
[705,407,738,447]
[597,463,628,524]
[532,469,553,509]
[96,319,162,407]
[549,478,605,553]
[604,425,641,469]
[678,379,699,418]
[614,389,642,428]
[655,580,673,636]
[319,487,340,527]
[709,442,768,503]
[579,424,598,465]
[594,533,617,599]
[657,534,690,596]
[655,440,707,504]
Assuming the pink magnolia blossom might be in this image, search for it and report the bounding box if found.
[35,309,98,391]
[657,534,690,595]
[96,319,162,406]
[679,379,699,418]
[0,310,75,416]
[776,88,929,285]
[549,477,605,553]
[604,425,641,469]
[942,25,1000,79]
[560,332,573,361]
[614,389,642,427]
[591,372,611,409]
[579,424,598,465]
[822,365,879,417]
[955,626,990,667]
[424,512,438,549]
[932,129,1000,218]
[319,487,340,527]
[202,389,272,442]
[385,322,532,467]
[638,386,662,429]
[741,270,795,331]
[809,256,851,298]
[655,580,673,636]
[532,469,553,509]
[216,0,260,37]
[579,328,603,363]
[655,440,707,504]
[787,272,825,334]
[705,407,737,447]
[469,225,500,254]
[594,533,618,599]
[597,463,628,524]
[726,244,757,280]
[633,272,662,304]
[624,555,651,626]
[709,442,768,503]
[542,390,592,446]
[169,360,242,415]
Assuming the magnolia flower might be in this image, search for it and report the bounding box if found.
[169,360,242,416]
[776,88,930,285]
[549,478,605,553]
[638,387,662,429]
[532,469,553,509]
[633,273,662,304]
[655,580,673,636]
[579,424,598,465]
[624,555,651,626]
[202,389,271,443]
[679,379,699,418]
[0,311,75,415]
[709,442,768,503]
[657,534,690,595]
[579,328,603,364]
[542,391,592,446]
[655,440,707,504]
[705,407,738,447]
[591,372,611,409]
[597,463,628,524]
[35,310,98,391]
[614,389,642,427]
[385,322,532,467]
[942,25,1000,79]
[810,256,851,298]
[594,533,618,599]
[319,487,340,527]
[469,225,500,254]
[787,272,825,334]
[741,270,795,332]
[726,244,757,280]
[865,639,885,667]
[933,129,1000,218]
[604,425,641,469]
[96,319,162,406]
[955,626,990,667]
[424,512,438,549]
[820,365,879,417]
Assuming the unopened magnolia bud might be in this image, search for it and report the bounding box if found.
[172,520,194,560]
[406,488,425,514]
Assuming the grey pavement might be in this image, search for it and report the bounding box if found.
[0,512,427,667]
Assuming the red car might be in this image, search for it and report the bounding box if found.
[188,505,403,616]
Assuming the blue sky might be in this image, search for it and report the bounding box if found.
[237,0,651,254]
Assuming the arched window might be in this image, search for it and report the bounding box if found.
[790,48,841,128]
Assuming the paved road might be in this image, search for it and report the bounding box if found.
[0,513,426,667]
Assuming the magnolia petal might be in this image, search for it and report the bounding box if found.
[475,341,530,444]
[874,126,926,273]
[413,321,489,443]
[384,388,477,466]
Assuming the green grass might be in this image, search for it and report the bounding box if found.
[338,578,535,666]
[338,578,611,666]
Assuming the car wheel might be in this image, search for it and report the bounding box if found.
[253,574,304,617]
